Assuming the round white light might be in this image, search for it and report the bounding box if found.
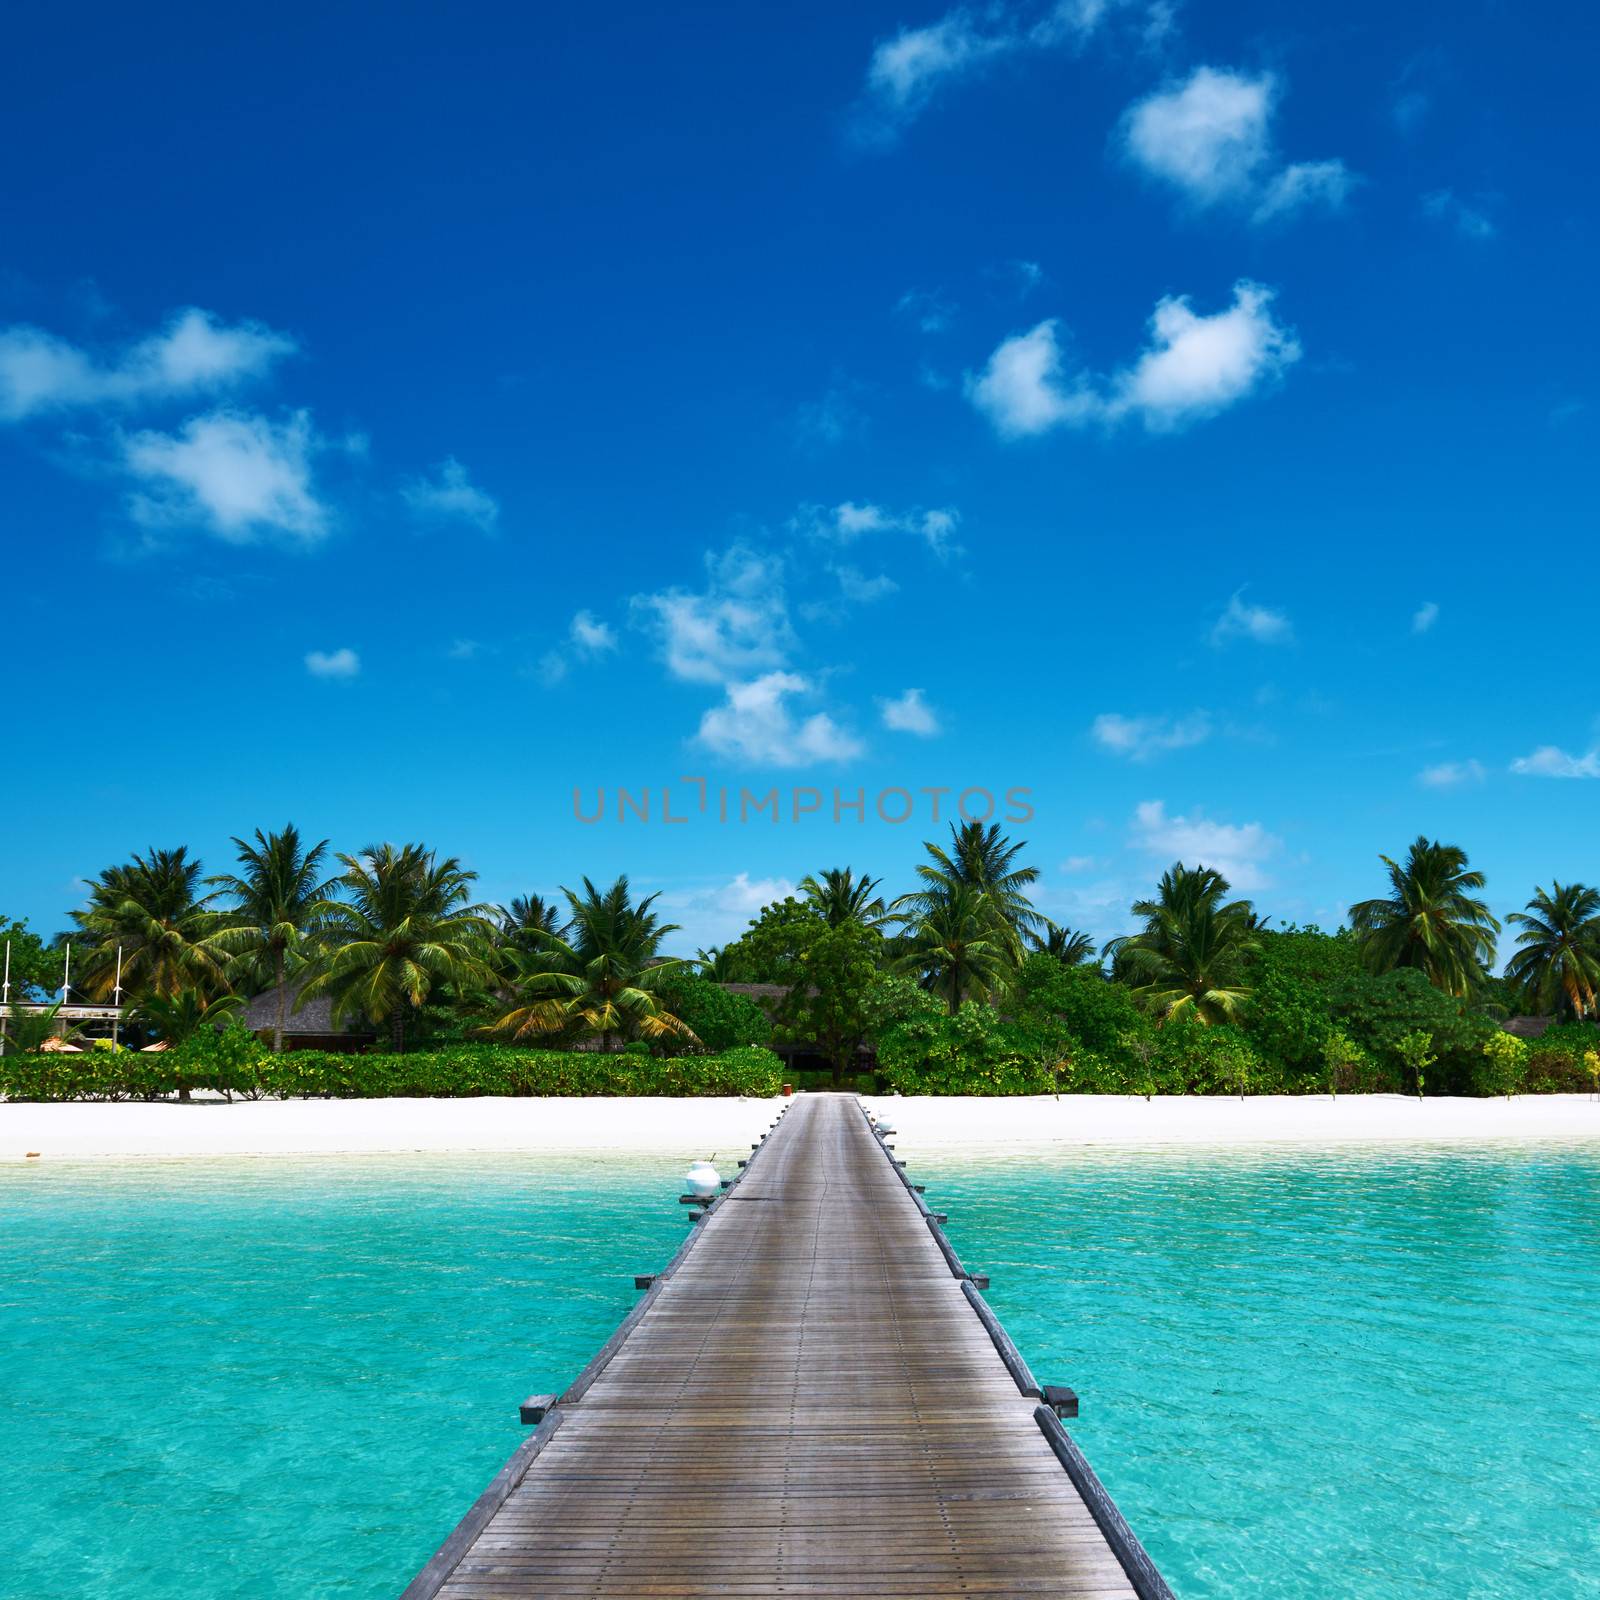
[683,1160,720,1200]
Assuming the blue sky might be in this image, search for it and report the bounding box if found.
[1,0,1595,956]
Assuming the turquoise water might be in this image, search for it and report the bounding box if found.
[2,1143,1598,1598]
[0,1155,685,1598]
[937,1143,1600,1599]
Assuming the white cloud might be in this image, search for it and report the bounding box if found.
[1510,745,1600,779]
[858,1,1168,140]
[402,457,499,531]
[799,501,962,558]
[1112,282,1301,428]
[632,544,795,686]
[696,671,865,766]
[1060,855,1099,873]
[305,647,360,680]
[880,687,941,736]
[1253,160,1357,224]
[1419,759,1485,788]
[1124,66,1272,201]
[1092,710,1211,760]
[968,282,1300,438]
[570,610,617,655]
[446,639,482,661]
[965,320,1100,437]
[0,308,295,422]
[657,872,798,953]
[1122,68,1354,224]
[1412,600,1439,634]
[1210,589,1293,646]
[1423,189,1496,241]
[123,409,328,542]
[831,565,899,604]
[1130,798,1281,891]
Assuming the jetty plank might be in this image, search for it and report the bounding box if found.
[404,1093,1170,1600]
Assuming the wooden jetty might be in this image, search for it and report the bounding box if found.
[402,1092,1173,1599]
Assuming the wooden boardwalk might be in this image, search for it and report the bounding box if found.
[402,1093,1172,1599]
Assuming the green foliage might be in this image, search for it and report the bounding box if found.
[1155,1021,1265,1096]
[303,841,497,1051]
[701,896,820,984]
[1105,863,1259,1025]
[70,845,231,1000]
[1329,967,1491,1094]
[1348,836,1499,998]
[1504,882,1600,1019]
[1522,1023,1600,1092]
[0,915,57,1000]
[1394,1029,1436,1097]
[135,988,244,1046]
[860,971,944,1037]
[0,999,85,1054]
[750,916,886,1082]
[1013,953,1149,1057]
[0,1042,784,1101]
[877,1002,1060,1095]
[650,972,771,1054]
[1319,1029,1379,1095]
[1243,927,1363,1078]
[1474,1031,1528,1098]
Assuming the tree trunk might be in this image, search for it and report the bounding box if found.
[391,1010,405,1053]
[273,949,286,1054]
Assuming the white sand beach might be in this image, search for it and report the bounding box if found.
[4,1091,1599,1162]
[0,1096,784,1162]
[860,1091,1600,1156]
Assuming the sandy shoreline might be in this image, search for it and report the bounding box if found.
[3,1091,1599,1161]
[861,1091,1600,1155]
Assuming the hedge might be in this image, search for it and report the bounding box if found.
[0,1039,786,1102]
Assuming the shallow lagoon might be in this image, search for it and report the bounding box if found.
[2,1141,1597,1598]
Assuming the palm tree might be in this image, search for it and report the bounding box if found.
[490,875,695,1050]
[1348,836,1499,997]
[498,894,570,951]
[135,988,244,1047]
[1104,863,1259,1025]
[799,868,892,930]
[1028,922,1098,967]
[892,882,1008,1013]
[1505,882,1600,1018]
[0,999,85,1054]
[69,847,230,1001]
[695,945,739,981]
[896,821,1043,959]
[298,843,497,1052]
[207,825,338,1052]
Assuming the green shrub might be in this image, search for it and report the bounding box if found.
[651,973,772,1054]
[1472,1031,1528,1098]
[1013,954,1150,1059]
[877,1002,1061,1095]
[1523,1022,1600,1092]
[1156,1022,1274,1095]
[1331,968,1494,1094]
[0,1042,784,1101]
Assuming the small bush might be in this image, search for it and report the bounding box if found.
[1472,1031,1528,1098]
[0,1042,784,1101]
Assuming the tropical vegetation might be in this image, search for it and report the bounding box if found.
[4,818,1599,1101]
